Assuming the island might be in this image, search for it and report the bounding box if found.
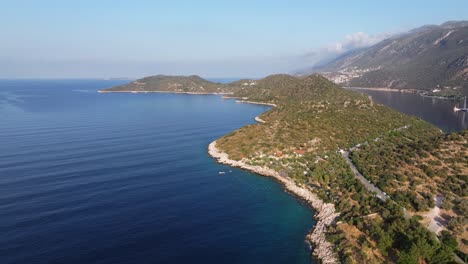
[102,74,467,263]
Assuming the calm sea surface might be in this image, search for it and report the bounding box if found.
[0,80,315,264]
[350,88,468,133]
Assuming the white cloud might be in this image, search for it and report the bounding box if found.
[303,32,392,65]
[327,32,387,53]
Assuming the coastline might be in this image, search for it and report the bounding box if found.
[421,94,461,100]
[254,116,266,123]
[346,87,418,93]
[208,141,339,264]
[98,90,233,95]
[348,87,465,100]
[234,99,276,124]
[235,100,277,107]
[222,96,246,99]
[221,96,278,108]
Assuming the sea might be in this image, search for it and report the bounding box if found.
[0,80,315,264]
[1,80,465,264]
[350,88,468,133]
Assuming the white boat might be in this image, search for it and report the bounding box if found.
[454,96,468,112]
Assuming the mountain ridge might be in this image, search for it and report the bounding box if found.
[299,21,468,96]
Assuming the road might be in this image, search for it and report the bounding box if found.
[341,146,464,263]
[341,150,389,202]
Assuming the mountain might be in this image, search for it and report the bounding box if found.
[101,75,238,94]
[302,21,468,96]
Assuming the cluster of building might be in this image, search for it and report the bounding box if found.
[322,66,381,84]
[242,81,257,86]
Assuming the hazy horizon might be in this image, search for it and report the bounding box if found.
[1,0,467,79]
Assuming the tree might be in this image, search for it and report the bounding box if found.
[440,231,458,250]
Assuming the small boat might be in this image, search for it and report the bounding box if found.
[218,171,226,175]
[454,96,468,112]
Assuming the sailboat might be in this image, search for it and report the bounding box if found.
[454,96,468,112]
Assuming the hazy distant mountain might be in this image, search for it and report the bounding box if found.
[300,21,468,95]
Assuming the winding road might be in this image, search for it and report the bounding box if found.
[340,150,389,202]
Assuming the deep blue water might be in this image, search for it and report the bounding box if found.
[0,80,315,264]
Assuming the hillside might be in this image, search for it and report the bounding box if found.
[214,74,463,263]
[100,75,239,94]
[221,74,434,159]
[302,21,468,96]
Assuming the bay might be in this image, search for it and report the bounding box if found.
[350,88,468,132]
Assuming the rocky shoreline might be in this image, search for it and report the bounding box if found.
[208,141,339,264]
[235,100,277,107]
[254,116,266,123]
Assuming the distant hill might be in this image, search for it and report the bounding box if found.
[300,21,468,96]
[101,75,240,94]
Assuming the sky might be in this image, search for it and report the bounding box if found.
[1,0,467,79]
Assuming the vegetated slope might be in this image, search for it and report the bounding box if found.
[304,21,468,96]
[219,74,433,160]
[233,74,303,101]
[101,75,238,94]
[216,74,460,263]
[351,128,468,255]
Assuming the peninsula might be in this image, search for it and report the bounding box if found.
[100,74,247,94]
[103,74,467,263]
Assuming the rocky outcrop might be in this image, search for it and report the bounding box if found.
[254,116,266,123]
[208,141,339,264]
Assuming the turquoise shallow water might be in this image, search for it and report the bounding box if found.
[0,80,315,264]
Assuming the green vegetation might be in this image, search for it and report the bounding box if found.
[214,73,463,262]
[107,72,466,262]
[282,151,457,263]
[351,128,467,256]
[102,75,242,94]
[217,74,436,160]
[351,129,467,211]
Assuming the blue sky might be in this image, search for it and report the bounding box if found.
[1,0,467,78]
